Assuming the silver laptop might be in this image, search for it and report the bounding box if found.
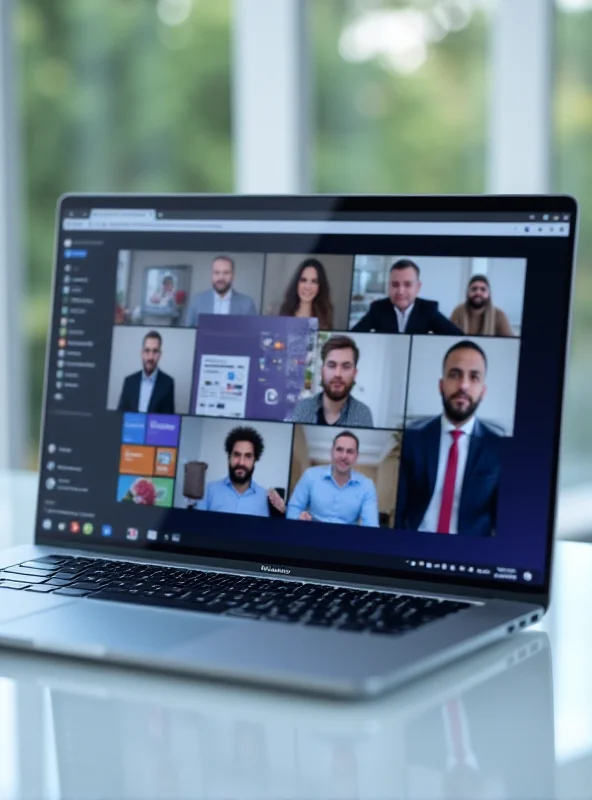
[0,193,577,698]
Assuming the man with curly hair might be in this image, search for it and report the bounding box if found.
[196,426,285,517]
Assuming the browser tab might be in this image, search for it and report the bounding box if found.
[90,208,156,220]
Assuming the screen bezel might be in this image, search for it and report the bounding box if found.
[36,192,579,604]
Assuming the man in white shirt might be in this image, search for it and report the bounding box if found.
[395,340,502,536]
[185,256,258,326]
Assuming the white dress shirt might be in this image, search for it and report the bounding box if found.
[213,289,232,315]
[394,302,415,332]
[419,415,476,534]
[138,369,158,414]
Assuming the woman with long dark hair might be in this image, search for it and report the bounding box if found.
[278,258,334,330]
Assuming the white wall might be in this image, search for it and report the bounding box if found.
[484,258,527,333]
[312,332,410,429]
[106,326,197,414]
[405,336,521,435]
[261,253,354,329]
[125,250,266,322]
[174,417,293,506]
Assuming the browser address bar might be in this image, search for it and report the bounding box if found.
[62,217,570,237]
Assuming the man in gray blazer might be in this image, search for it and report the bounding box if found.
[185,255,258,326]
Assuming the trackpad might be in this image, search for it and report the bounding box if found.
[0,601,229,656]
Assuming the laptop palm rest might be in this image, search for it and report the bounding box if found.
[0,600,232,658]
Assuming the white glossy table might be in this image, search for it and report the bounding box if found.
[0,471,591,800]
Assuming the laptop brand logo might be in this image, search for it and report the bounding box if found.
[261,564,291,575]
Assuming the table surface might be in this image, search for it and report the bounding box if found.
[0,470,591,800]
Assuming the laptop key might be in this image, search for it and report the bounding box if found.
[53,588,92,597]
[25,585,55,593]
[0,573,49,584]
[69,581,106,591]
[16,562,62,572]
[31,556,72,565]
[0,581,27,590]
[225,608,262,619]
[3,566,55,577]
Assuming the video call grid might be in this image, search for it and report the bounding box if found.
[109,248,525,535]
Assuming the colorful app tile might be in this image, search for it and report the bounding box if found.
[146,415,180,447]
[119,444,156,475]
[154,447,177,478]
[151,478,174,507]
[117,475,174,508]
[122,413,147,444]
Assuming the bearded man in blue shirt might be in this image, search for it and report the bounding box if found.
[197,426,285,517]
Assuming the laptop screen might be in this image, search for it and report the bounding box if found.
[37,195,577,593]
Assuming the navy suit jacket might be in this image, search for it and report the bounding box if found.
[352,296,462,335]
[117,370,175,414]
[395,416,502,537]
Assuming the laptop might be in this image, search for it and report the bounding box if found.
[0,193,577,698]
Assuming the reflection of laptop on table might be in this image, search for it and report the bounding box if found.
[0,194,577,698]
[3,632,553,799]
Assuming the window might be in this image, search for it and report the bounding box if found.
[16,0,232,463]
[312,0,492,193]
[554,0,592,488]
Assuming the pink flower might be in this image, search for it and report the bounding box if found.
[131,478,157,505]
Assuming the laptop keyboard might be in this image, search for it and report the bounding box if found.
[0,555,469,636]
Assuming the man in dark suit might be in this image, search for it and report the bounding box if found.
[352,258,462,335]
[395,340,501,537]
[117,330,175,414]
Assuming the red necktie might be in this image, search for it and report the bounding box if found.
[437,430,463,533]
[445,698,468,765]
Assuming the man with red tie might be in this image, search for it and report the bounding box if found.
[395,340,501,536]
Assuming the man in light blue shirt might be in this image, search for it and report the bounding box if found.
[196,426,285,517]
[287,431,379,526]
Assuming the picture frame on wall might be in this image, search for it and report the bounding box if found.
[142,265,190,322]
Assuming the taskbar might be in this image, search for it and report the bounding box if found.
[404,558,539,585]
[39,516,541,588]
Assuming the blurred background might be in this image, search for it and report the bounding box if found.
[0,0,590,535]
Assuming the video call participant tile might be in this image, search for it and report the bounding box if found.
[349,255,526,337]
[397,336,520,538]
[287,426,402,528]
[106,326,196,415]
[405,336,520,436]
[114,250,266,327]
[174,417,293,518]
[289,331,410,430]
[261,253,355,331]
[190,314,318,422]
